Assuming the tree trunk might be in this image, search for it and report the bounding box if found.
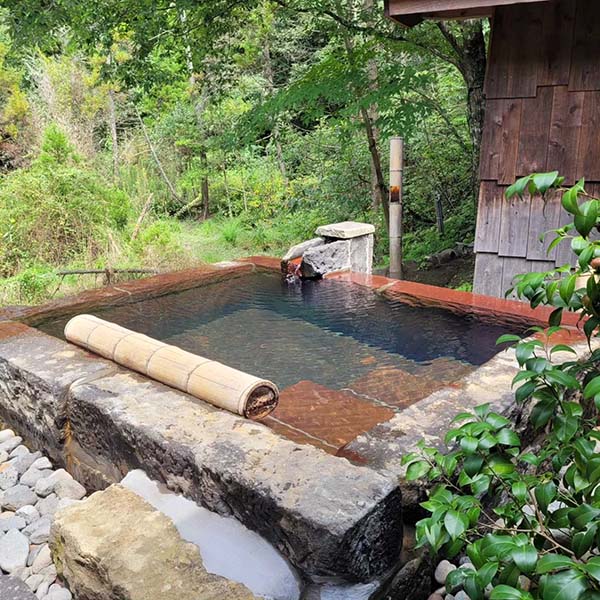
[262,19,289,185]
[364,0,384,213]
[360,105,389,226]
[180,8,211,216]
[342,33,389,226]
[460,23,487,200]
[135,106,181,204]
[200,150,210,220]
[107,88,119,183]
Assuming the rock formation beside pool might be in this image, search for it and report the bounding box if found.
[50,485,259,600]
[281,221,375,278]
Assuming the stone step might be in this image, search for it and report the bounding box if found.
[50,485,258,600]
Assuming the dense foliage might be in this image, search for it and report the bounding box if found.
[404,174,600,600]
[0,1,482,304]
[0,126,131,277]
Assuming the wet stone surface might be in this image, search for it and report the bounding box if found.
[0,429,78,600]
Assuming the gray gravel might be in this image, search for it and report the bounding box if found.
[0,428,81,600]
[429,559,474,600]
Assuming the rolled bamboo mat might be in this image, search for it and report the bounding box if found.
[64,314,279,420]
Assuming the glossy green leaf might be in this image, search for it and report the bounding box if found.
[490,585,532,600]
[536,554,575,574]
[406,460,430,481]
[535,481,557,514]
[461,436,479,454]
[583,377,600,400]
[444,510,469,541]
[583,557,600,583]
[497,428,521,447]
[506,176,532,199]
[510,543,537,574]
[539,569,588,600]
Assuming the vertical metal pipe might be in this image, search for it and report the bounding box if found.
[389,137,403,279]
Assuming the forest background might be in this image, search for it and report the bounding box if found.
[0,0,488,304]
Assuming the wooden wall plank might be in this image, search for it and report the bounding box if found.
[502,257,531,299]
[479,100,501,181]
[485,5,543,99]
[387,0,550,16]
[478,99,523,183]
[546,86,584,184]
[516,86,553,176]
[475,182,503,253]
[569,0,600,92]
[498,99,523,184]
[506,5,543,99]
[480,98,522,182]
[473,253,504,297]
[499,195,531,257]
[577,91,600,181]
[484,8,511,100]
[538,0,576,86]
[526,191,562,261]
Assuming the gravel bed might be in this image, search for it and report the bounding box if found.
[428,559,472,600]
[0,428,86,599]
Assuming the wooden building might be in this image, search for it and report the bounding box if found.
[385,0,600,297]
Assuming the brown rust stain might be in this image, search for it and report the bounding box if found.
[0,321,35,341]
[2,263,254,327]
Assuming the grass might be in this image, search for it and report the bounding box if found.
[0,212,312,306]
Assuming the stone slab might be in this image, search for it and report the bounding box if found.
[0,575,36,600]
[282,238,325,262]
[267,381,395,449]
[0,323,115,462]
[315,222,376,240]
[66,369,403,582]
[50,485,258,600]
[348,233,374,274]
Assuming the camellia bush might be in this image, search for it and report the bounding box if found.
[403,172,600,600]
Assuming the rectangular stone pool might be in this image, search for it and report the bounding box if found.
[37,271,520,456]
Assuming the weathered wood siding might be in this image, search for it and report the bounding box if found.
[474,0,600,297]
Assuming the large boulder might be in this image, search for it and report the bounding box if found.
[50,485,258,600]
[282,237,325,262]
[301,240,351,278]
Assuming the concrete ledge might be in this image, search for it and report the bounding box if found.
[0,324,115,462]
[0,262,254,326]
[0,322,403,583]
[324,271,583,329]
[68,370,402,581]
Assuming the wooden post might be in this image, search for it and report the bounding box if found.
[389,137,403,279]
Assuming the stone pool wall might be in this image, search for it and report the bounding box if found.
[0,320,402,583]
[0,258,590,592]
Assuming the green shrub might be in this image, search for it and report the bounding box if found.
[0,265,59,304]
[404,173,600,600]
[0,125,132,276]
[220,217,244,245]
[131,219,182,255]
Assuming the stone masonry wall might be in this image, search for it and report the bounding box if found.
[0,322,403,584]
